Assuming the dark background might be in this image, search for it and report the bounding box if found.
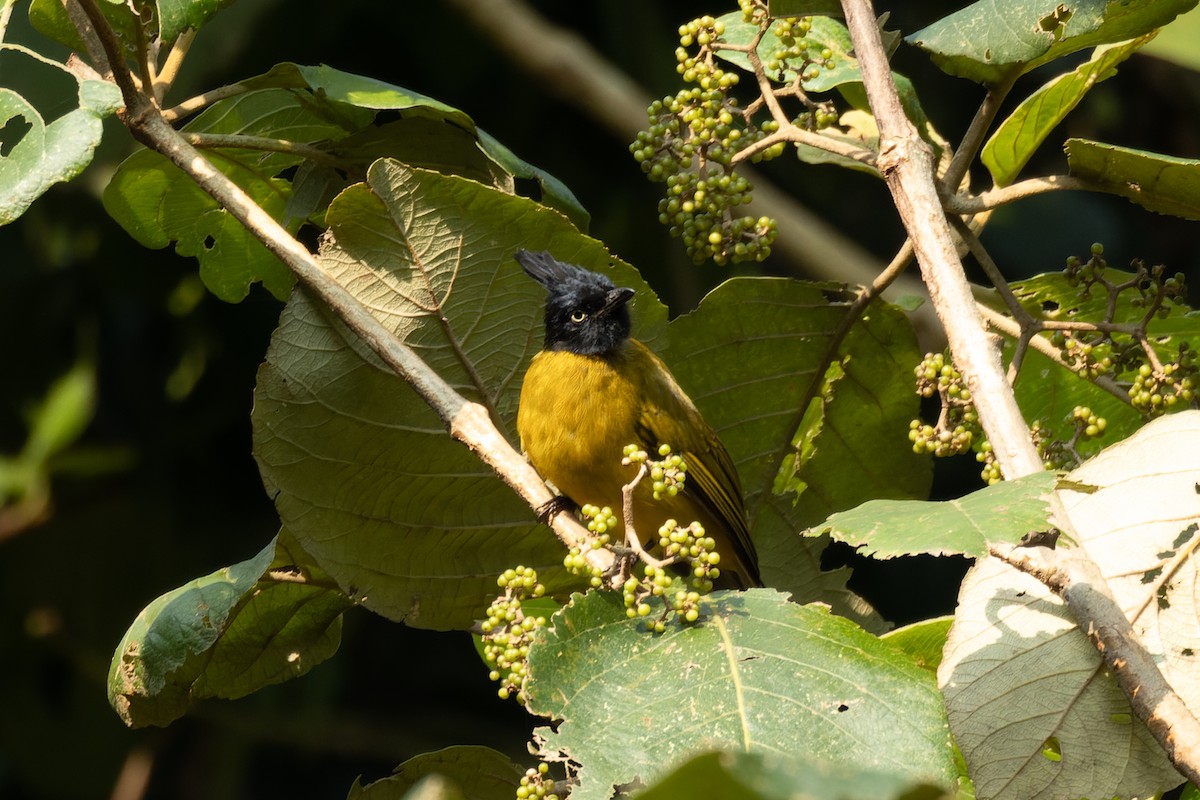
[2,1,1198,798]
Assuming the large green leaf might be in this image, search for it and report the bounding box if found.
[982,36,1153,186]
[251,160,656,631]
[1065,138,1200,219]
[104,88,373,301]
[108,531,353,728]
[781,297,930,525]
[525,590,956,800]
[816,472,1057,559]
[663,282,925,626]
[348,746,523,800]
[908,0,1195,85]
[638,751,951,800]
[0,76,122,225]
[940,411,1200,799]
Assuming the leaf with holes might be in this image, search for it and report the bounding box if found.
[103,89,373,301]
[525,590,956,800]
[908,0,1194,85]
[108,530,353,728]
[0,78,122,226]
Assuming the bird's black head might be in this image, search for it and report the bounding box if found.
[516,249,635,356]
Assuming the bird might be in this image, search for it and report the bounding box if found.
[514,249,761,588]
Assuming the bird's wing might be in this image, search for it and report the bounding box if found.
[628,343,757,576]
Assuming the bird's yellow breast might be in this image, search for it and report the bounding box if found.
[517,345,642,513]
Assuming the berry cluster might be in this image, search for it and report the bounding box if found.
[767,17,837,90]
[619,516,722,632]
[623,443,687,500]
[621,565,708,634]
[1053,246,1196,417]
[908,352,1009,484]
[1031,406,1109,470]
[562,504,614,589]
[480,566,547,703]
[629,15,780,265]
[658,519,722,591]
[516,762,559,800]
[908,352,981,458]
[1129,352,1197,413]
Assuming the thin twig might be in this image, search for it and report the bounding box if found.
[949,215,1032,324]
[162,83,251,123]
[729,125,877,167]
[183,132,356,171]
[154,28,195,102]
[941,72,1018,193]
[945,175,1096,214]
[975,304,1132,403]
[619,463,674,571]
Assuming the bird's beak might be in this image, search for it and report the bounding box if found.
[600,287,635,317]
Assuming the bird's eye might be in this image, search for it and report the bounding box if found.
[570,310,587,323]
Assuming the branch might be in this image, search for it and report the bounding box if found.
[839,0,1200,782]
[183,132,356,171]
[945,175,1097,214]
[66,0,612,575]
[162,82,252,123]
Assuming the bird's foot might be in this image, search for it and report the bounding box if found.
[535,495,577,525]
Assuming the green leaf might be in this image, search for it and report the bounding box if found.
[348,746,522,800]
[941,411,1200,799]
[982,36,1153,186]
[907,0,1196,85]
[0,75,122,226]
[28,0,139,56]
[817,471,1058,559]
[665,282,921,626]
[107,531,352,728]
[639,750,951,800]
[104,89,372,301]
[782,297,930,525]
[526,590,956,800]
[251,160,657,631]
[880,616,954,674]
[241,63,588,228]
[155,0,238,46]
[1065,138,1200,219]
[22,359,96,464]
